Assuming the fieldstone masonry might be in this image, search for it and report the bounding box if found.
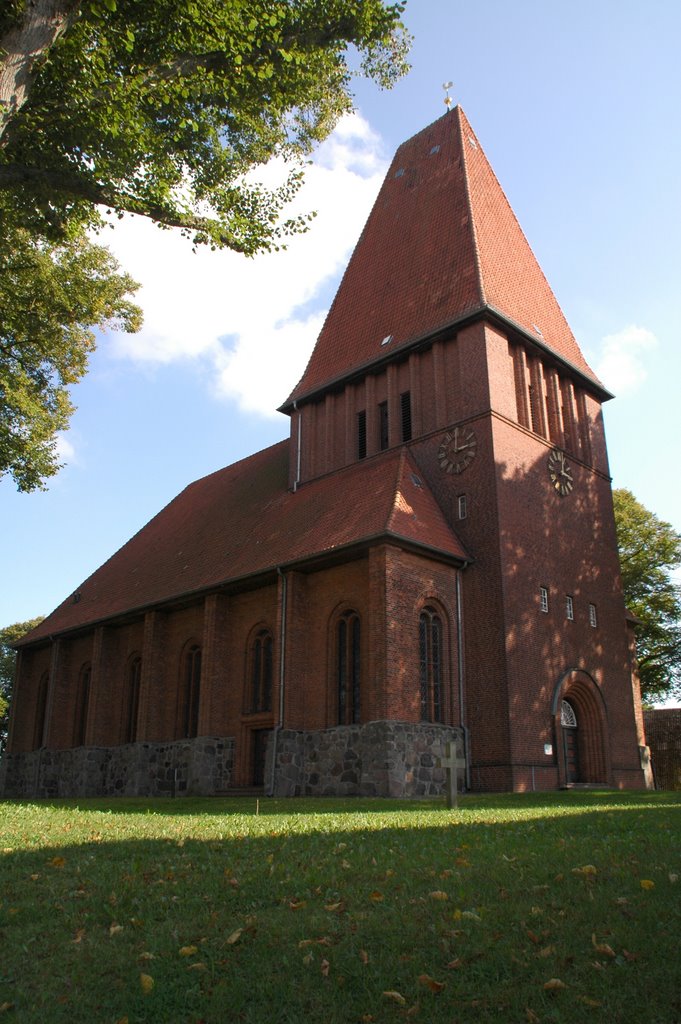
[270,721,465,797]
[0,723,464,799]
[0,736,234,798]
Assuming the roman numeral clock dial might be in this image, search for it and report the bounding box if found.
[438,426,477,474]
[548,448,574,496]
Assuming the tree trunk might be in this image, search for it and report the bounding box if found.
[0,0,80,145]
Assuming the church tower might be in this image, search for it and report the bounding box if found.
[280,106,644,791]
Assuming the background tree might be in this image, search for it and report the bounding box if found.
[0,0,410,491]
[0,617,44,749]
[613,488,681,703]
[1,212,141,491]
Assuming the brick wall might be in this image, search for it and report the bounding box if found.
[644,709,681,790]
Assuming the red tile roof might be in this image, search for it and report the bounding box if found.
[22,443,468,644]
[284,106,600,407]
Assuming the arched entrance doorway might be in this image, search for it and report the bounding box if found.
[561,700,580,783]
[552,670,612,787]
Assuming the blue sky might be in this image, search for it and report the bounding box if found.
[2,1,680,705]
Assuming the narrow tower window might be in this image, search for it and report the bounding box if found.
[458,494,467,520]
[589,603,598,628]
[378,401,389,451]
[540,586,549,613]
[566,595,574,621]
[400,391,412,442]
[357,410,367,460]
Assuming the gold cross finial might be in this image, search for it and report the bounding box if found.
[442,81,454,109]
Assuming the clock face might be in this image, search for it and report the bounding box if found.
[438,426,477,474]
[548,448,574,496]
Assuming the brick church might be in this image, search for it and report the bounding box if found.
[2,106,650,798]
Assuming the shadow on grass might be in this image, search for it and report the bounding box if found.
[1,794,679,1023]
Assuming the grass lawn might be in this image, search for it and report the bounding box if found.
[0,790,679,1023]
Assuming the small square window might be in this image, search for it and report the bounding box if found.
[458,494,467,520]
[566,595,574,621]
[589,603,597,628]
[540,586,549,613]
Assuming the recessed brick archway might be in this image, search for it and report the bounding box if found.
[551,670,612,787]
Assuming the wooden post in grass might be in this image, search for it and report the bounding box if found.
[438,742,466,808]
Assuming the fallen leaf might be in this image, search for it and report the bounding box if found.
[187,963,207,971]
[571,865,597,877]
[226,929,243,945]
[543,978,567,992]
[383,991,406,1005]
[29,874,40,881]
[109,924,124,936]
[640,879,655,890]
[429,890,448,901]
[324,901,345,912]
[179,945,198,957]
[369,891,384,902]
[446,958,462,970]
[418,973,445,992]
[138,951,155,961]
[537,945,555,958]
[0,1004,15,1014]
[140,973,154,995]
[669,873,678,884]
[622,949,640,962]
[48,856,66,869]
[302,952,313,966]
[289,900,307,911]
[359,949,369,964]
[525,1010,540,1024]
[72,928,85,944]
[591,934,615,958]
[321,958,330,977]
[578,996,603,1007]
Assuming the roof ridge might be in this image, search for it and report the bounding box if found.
[455,106,486,308]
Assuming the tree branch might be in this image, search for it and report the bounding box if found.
[0,161,253,250]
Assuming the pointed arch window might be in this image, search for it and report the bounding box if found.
[250,629,273,713]
[419,607,444,723]
[124,655,142,743]
[179,644,201,738]
[337,611,361,725]
[73,663,91,747]
[33,671,49,750]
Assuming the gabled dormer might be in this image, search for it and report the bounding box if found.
[280,106,610,490]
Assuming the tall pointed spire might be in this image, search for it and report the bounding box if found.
[284,106,601,409]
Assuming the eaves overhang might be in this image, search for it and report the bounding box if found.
[279,304,612,415]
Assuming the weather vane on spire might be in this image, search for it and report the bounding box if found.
[442,82,454,109]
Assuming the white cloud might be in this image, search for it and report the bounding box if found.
[102,113,387,416]
[594,325,658,396]
[55,432,77,465]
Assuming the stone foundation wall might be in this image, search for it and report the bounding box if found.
[0,736,234,799]
[271,720,465,797]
